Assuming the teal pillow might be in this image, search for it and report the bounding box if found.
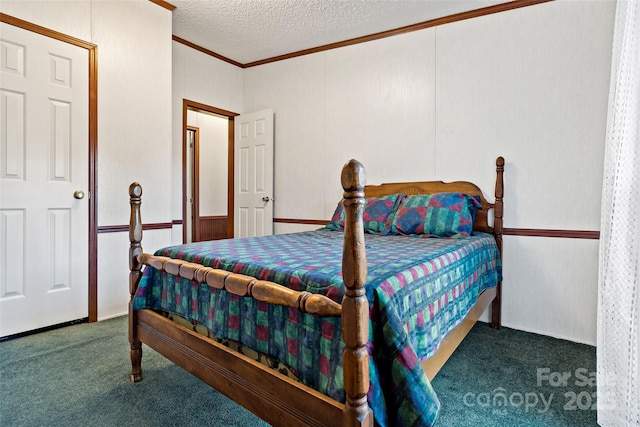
[326,193,404,234]
[389,193,481,237]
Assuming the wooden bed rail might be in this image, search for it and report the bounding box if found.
[137,253,342,317]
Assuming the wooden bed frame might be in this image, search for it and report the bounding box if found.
[128,157,504,427]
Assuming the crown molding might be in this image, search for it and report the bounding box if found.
[173,0,553,69]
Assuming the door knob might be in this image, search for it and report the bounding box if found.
[73,190,85,200]
[262,196,271,202]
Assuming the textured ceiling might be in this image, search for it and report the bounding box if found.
[170,0,510,65]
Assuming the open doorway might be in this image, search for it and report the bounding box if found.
[182,99,238,243]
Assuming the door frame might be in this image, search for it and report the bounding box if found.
[182,99,238,243]
[0,13,99,322]
[186,126,201,241]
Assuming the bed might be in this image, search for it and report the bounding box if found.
[128,157,504,427]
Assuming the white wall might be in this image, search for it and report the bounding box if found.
[187,111,228,217]
[1,0,173,320]
[242,0,616,344]
[244,28,438,221]
[433,1,614,344]
[172,41,243,243]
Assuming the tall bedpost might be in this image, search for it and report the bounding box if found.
[491,157,505,329]
[340,160,374,427]
[129,182,144,382]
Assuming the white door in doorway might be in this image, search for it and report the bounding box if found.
[0,23,89,337]
[234,109,274,238]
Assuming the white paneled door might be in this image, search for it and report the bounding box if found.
[234,109,274,238]
[0,23,88,337]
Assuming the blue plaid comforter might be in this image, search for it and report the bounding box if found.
[133,229,502,426]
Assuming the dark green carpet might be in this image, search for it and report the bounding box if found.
[431,324,597,427]
[0,316,596,426]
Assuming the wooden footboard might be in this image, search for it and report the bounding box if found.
[129,159,374,426]
[135,308,344,427]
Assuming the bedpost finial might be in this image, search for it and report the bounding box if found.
[496,156,505,167]
[129,182,142,199]
[341,159,366,193]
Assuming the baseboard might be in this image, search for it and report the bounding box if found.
[501,322,596,347]
[0,317,89,342]
[97,312,127,322]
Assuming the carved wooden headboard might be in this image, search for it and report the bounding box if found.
[364,157,505,236]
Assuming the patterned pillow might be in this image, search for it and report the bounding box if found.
[389,193,482,237]
[326,193,404,234]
